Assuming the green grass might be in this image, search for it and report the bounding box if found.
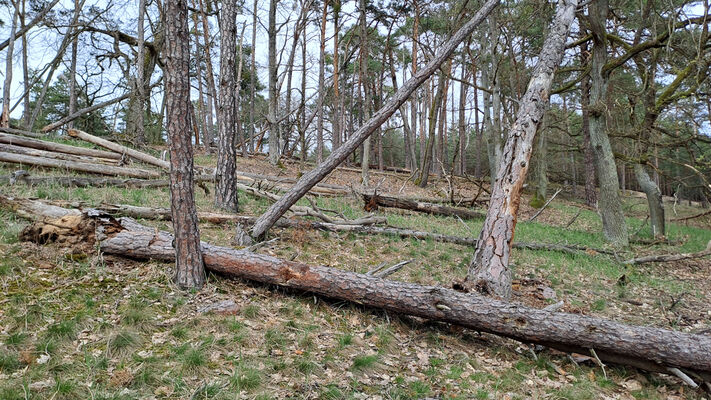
[351,354,378,371]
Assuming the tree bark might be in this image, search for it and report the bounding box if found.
[0,143,119,165]
[67,129,169,169]
[67,0,80,131]
[0,152,161,178]
[579,51,598,207]
[268,0,280,165]
[249,0,258,154]
[362,192,483,220]
[165,0,205,289]
[332,1,341,152]
[317,0,330,164]
[1,2,19,127]
[359,0,369,185]
[0,132,121,159]
[587,0,629,247]
[418,70,447,188]
[215,0,239,212]
[0,174,214,189]
[634,163,665,238]
[197,0,218,150]
[466,0,578,299]
[22,212,711,382]
[249,0,500,239]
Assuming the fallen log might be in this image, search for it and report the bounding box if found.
[233,171,350,196]
[0,173,213,188]
[20,211,711,383]
[362,192,484,220]
[68,129,170,170]
[0,132,122,159]
[0,126,43,138]
[0,152,161,179]
[624,241,711,265]
[0,195,610,258]
[0,143,119,165]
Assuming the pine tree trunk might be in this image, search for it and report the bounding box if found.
[215,0,239,212]
[165,0,205,289]
[249,0,258,154]
[466,0,578,299]
[197,0,218,150]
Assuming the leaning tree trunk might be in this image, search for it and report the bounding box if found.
[587,0,628,247]
[249,0,500,239]
[165,0,205,289]
[634,163,665,237]
[465,0,578,299]
[214,0,239,212]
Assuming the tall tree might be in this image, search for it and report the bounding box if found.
[268,0,280,164]
[465,0,578,299]
[165,0,205,289]
[67,0,81,131]
[1,1,19,127]
[317,0,330,164]
[587,0,628,247]
[215,0,239,212]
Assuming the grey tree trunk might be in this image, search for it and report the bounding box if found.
[634,163,665,237]
[588,0,629,247]
[20,0,31,129]
[418,71,447,188]
[332,2,341,152]
[457,58,468,175]
[250,0,500,239]
[580,56,598,207]
[317,0,329,164]
[249,0,257,154]
[215,0,239,212]
[466,0,578,299]
[359,0,369,186]
[1,2,19,127]
[165,0,205,289]
[530,116,548,207]
[198,0,218,150]
[268,0,280,165]
[67,0,80,131]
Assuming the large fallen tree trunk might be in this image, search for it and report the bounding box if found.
[19,210,711,384]
[0,143,119,165]
[0,152,161,179]
[0,126,43,138]
[0,132,122,159]
[68,129,170,169]
[362,192,484,220]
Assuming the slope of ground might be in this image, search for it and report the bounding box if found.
[1,149,710,399]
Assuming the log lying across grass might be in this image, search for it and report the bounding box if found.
[0,143,119,165]
[0,173,214,188]
[68,129,170,170]
[0,132,121,160]
[0,152,161,179]
[624,241,711,265]
[361,192,484,220]
[18,208,711,386]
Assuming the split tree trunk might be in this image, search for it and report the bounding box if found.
[215,0,239,212]
[22,212,711,382]
[634,163,665,238]
[165,0,205,289]
[466,0,578,299]
[250,0,500,239]
[67,129,169,169]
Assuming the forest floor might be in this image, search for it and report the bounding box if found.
[1,148,711,399]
